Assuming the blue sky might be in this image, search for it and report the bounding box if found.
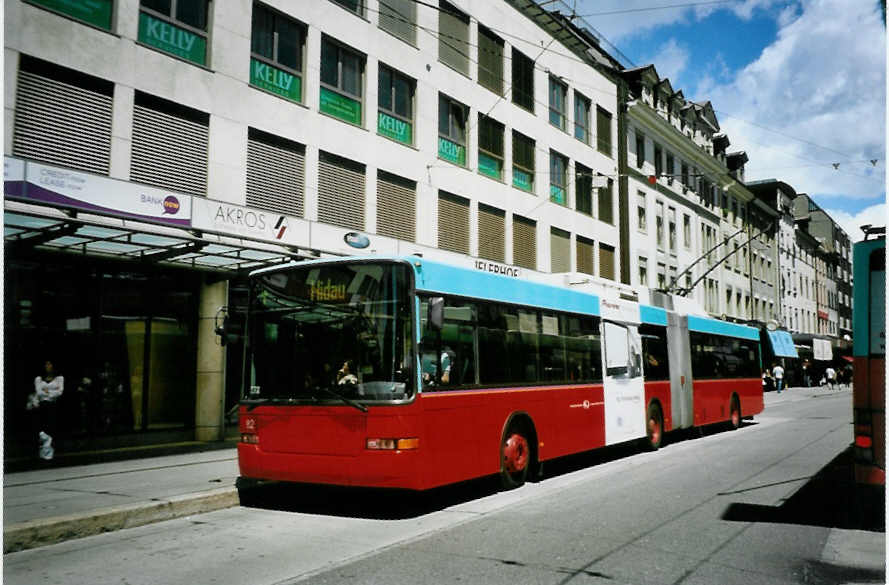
[574,0,886,241]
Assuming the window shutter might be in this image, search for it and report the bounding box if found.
[478,203,505,262]
[512,214,537,270]
[14,66,112,174]
[438,191,469,254]
[550,227,570,273]
[131,94,208,195]
[599,243,616,281]
[576,236,595,275]
[439,1,469,75]
[377,170,416,242]
[379,0,416,45]
[246,129,305,217]
[318,151,365,230]
[478,27,503,94]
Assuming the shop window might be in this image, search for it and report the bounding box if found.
[320,36,365,126]
[379,0,416,45]
[13,55,113,175]
[478,114,504,180]
[378,64,415,145]
[478,25,504,95]
[512,130,535,192]
[131,91,209,195]
[439,1,469,76]
[246,128,305,217]
[139,0,210,66]
[549,151,568,206]
[26,0,114,30]
[512,48,534,112]
[250,3,305,104]
[438,93,467,166]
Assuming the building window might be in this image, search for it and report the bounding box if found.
[438,191,470,254]
[599,243,616,281]
[439,0,469,76]
[638,256,648,287]
[478,115,504,180]
[478,204,505,262]
[478,25,504,95]
[377,170,416,242]
[28,0,114,29]
[683,214,691,248]
[320,36,365,125]
[139,0,210,66]
[681,162,689,190]
[575,163,593,216]
[246,128,305,217]
[574,92,591,143]
[665,152,674,184]
[251,3,305,104]
[331,0,364,16]
[655,201,664,249]
[654,143,663,177]
[596,106,612,156]
[438,94,468,166]
[577,236,595,275]
[513,214,537,270]
[551,227,571,273]
[512,130,535,192]
[598,178,614,224]
[378,64,415,145]
[550,151,568,205]
[549,77,567,131]
[379,0,416,45]
[318,151,366,230]
[635,131,645,168]
[637,192,647,232]
[512,48,534,112]
[668,207,676,252]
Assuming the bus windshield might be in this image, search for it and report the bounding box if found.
[245,261,414,404]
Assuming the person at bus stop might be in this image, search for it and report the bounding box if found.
[26,359,64,460]
[771,362,785,393]
[824,366,837,390]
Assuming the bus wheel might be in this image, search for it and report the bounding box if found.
[500,424,530,489]
[729,395,741,430]
[646,403,663,451]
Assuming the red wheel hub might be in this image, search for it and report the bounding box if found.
[503,433,529,473]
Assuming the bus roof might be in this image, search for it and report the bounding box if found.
[688,315,760,341]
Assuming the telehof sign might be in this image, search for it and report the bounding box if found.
[7,158,192,226]
[191,199,309,247]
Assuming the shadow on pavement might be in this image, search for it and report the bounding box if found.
[721,447,885,532]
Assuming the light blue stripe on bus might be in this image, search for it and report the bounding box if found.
[688,315,759,340]
[413,259,600,317]
[640,305,668,326]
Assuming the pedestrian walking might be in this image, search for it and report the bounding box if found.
[825,366,837,390]
[771,362,785,393]
[26,359,64,460]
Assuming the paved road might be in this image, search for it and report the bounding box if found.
[4,390,883,585]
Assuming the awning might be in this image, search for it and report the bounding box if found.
[813,338,833,361]
[767,330,799,358]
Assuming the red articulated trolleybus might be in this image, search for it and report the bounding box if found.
[236,256,763,491]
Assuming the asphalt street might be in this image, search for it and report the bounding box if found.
[3,389,884,585]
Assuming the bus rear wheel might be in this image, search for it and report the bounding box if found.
[729,395,741,430]
[500,424,530,489]
[646,403,664,451]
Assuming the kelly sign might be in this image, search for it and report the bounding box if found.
[139,11,207,66]
[250,58,302,103]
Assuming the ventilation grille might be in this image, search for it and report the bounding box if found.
[131,104,208,195]
[13,70,112,174]
[438,191,469,254]
[377,171,415,242]
[318,152,365,230]
[512,215,536,270]
[246,135,305,217]
[551,228,570,273]
[478,204,505,262]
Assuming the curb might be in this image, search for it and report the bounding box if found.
[3,487,240,553]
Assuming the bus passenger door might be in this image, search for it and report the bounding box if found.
[667,314,693,429]
[602,321,646,445]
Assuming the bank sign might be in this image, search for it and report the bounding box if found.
[191,198,310,248]
[5,157,192,227]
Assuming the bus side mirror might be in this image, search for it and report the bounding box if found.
[428,297,444,331]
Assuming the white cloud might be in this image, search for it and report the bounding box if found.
[643,39,690,82]
[823,203,888,243]
[700,0,886,202]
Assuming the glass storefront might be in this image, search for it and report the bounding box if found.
[5,251,199,457]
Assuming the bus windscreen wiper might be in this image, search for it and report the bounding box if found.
[318,386,369,413]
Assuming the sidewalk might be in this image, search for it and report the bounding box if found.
[3,448,240,553]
